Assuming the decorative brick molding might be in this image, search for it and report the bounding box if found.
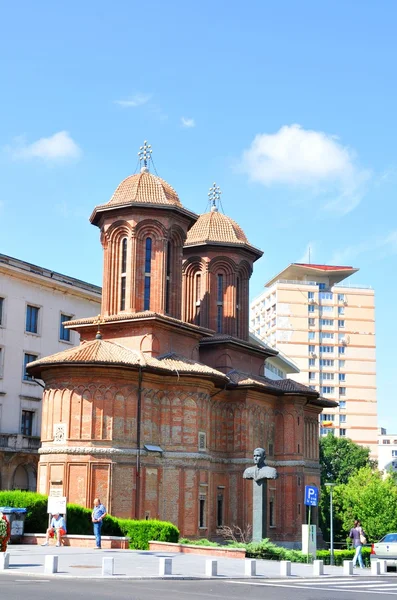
[148,540,246,559]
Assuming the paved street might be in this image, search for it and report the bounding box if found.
[1,574,397,600]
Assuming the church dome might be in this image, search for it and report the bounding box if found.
[107,170,181,208]
[185,209,249,246]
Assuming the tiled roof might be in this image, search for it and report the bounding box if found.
[26,340,227,381]
[96,171,181,210]
[227,369,283,393]
[185,210,249,246]
[200,333,278,356]
[272,378,317,395]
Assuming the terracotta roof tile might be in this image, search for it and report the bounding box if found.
[185,210,249,246]
[227,369,282,393]
[272,378,317,395]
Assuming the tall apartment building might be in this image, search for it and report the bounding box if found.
[250,263,378,455]
[0,254,101,491]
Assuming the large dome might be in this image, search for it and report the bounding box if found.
[107,170,181,207]
[185,209,249,246]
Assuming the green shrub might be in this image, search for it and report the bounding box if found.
[0,491,47,533]
[118,519,179,550]
[317,547,371,566]
[179,538,219,547]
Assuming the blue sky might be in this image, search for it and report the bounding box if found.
[1,1,396,432]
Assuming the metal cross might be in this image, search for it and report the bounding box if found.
[138,141,152,168]
[208,182,221,210]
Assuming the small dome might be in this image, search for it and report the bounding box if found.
[185,210,249,246]
[107,171,181,208]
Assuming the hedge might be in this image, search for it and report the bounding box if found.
[0,491,178,549]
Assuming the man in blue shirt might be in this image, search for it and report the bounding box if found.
[92,498,107,549]
[41,512,67,547]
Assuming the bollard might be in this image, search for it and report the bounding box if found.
[280,560,291,577]
[102,557,114,576]
[245,559,256,576]
[343,560,353,576]
[44,555,58,574]
[371,560,381,575]
[205,559,217,577]
[313,559,324,576]
[379,560,387,574]
[159,557,172,576]
[0,552,10,570]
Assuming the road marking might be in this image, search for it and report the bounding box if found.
[232,580,397,595]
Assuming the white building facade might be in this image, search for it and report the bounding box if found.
[0,254,101,491]
[378,429,397,474]
[250,263,378,456]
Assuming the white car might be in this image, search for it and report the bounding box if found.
[371,533,397,570]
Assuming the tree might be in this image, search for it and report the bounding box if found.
[319,434,375,486]
[334,467,397,542]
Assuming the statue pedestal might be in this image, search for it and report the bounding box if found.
[252,479,267,542]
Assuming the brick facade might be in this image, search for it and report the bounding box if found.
[28,165,335,545]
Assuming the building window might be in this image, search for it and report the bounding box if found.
[236,277,240,337]
[339,414,346,423]
[0,346,3,378]
[308,345,315,354]
[339,373,346,382]
[308,318,315,327]
[269,499,275,527]
[195,274,201,325]
[320,359,334,367]
[339,387,346,396]
[23,353,38,381]
[120,237,127,311]
[392,450,397,457]
[321,305,333,313]
[309,385,316,390]
[309,372,315,380]
[165,241,171,314]
[321,372,334,380]
[338,346,345,354]
[321,386,334,394]
[308,331,315,340]
[320,414,335,421]
[319,346,333,353]
[383,439,390,445]
[308,304,315,313]
[338,294,345,302]
[320,332,334,339]
[60,314,72,342]
[319,292,333,301]
[309,358,315,367]
[339,400,346,409]
[144,237,152,311]
[320,319,334,326]
[308,292,315,299]
[26,305,39,334]
[217,274,224,333]
[338,320,345,328]
[320,427,334,436]
[318,283,326,290]
[21,410,34,436]
[199,495,206,528]
[339,360,345,368]
[198,432,206,451]
[217,494,224,527]
[340,429,346,437]
[338,306,345,315]
[0,297,4,326]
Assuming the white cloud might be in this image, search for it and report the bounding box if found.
[329,230,397,265]
[9,131,81,161]
[299,241,316,264]
[240,124,370,215]
[114,93,152,108]
[181,117,195,128]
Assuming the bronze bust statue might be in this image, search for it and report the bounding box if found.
[243,447,278,481]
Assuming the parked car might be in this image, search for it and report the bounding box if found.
[370,533,397,570]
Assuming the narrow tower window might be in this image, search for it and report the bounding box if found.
[195,273,201,325]
[217,273,223,333]
[120,237,127,311]
[236,276,240,337]
[165,241,171,314]
[144,237,152,310]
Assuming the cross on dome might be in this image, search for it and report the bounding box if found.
[208,182,221,212]
[138,141,152,172]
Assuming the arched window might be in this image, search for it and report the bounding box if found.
[195,273,201,325]
[165,241,171,314]
[120,238,127,311]
[236,276,240,337]
[144,237,152,310]
[217,273,223,333]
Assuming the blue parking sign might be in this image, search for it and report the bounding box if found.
[304,485,318,506]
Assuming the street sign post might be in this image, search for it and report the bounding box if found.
[303,485,318,563]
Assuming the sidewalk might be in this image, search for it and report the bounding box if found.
[0,545,384,579]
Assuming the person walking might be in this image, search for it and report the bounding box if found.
[349,519,367,568]
[92,498,107,549]
[41,512,67,547]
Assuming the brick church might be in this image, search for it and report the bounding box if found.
[28,142,334,544]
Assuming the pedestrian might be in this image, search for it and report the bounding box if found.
[349,519,367,568]
[92,498,107,549]
[41,512,67,547]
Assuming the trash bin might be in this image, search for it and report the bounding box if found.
[0,507,27,543]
